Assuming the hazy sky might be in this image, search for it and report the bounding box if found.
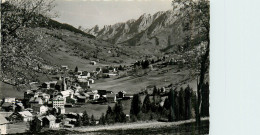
[53,0,172,29]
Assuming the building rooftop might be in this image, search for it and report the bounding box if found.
[18,111,33,117]
[45,115,56,121]
[1,102,12,107]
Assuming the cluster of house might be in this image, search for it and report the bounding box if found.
[62,64,119,80]
[0,65,133,133]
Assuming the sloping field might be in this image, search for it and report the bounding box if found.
[0,82,24,99]
[65,100,131,118]
[91,66,196,94]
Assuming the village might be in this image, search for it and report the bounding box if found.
[0,61,129,132]
[0,56,190,134]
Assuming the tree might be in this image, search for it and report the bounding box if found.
[174,89,180,121]
[75,114,83,127]
[130,94,142,117]
[29,116,42,133]
[105,106,114,124]
[66,97,76,104]
[141,60,150,69]
[118,65,124,71]
[168,88,175,121]
[2,0,56,39]
[185,85,192,120]
[201,82,209,117]
[153,86,158,96]
[142,94,152,113]
[99,113,106,125]
[90,114,95,126]
[163,97,170,110]
[114,101,126,123]
[1,0,56,86]
[82,110,90,126]
[74,66,78,73]
[172,0,209,125]
[178,88,185,120]
[102,68,109,73]
[168,106,175,122]
[14,105,23,113]
[56,114,64,123]
[151,59,155,64]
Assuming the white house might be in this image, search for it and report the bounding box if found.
[43,115,59,128]
[106,94,117,103]
[91,90,98,94]
[90,61,97,65]
[77,75,88,79]
[32,105,48,114]
[77,78,89,83]
[0,114,8,134]
[61,65,69,70]
[88,93,100,100]
[52,95,66,114]
[4,97,16,104]
[88,79,94,84]
[53,95,65,108]
[60,90,74,99]
[18,111,33,122]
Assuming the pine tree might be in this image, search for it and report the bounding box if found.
[75,114,83,127]
[130,94,142,117]
[29,116,42,133]
[82,110,90,126]
[163,97,170,110]
[168,106,175,122]
[142,94,151,113]
[90,115,95,125]
[201,82,209,117]
[105,106,115,124]
[168,88,175,121]
[99,113,106,125]
[114,101,126,123]
[153,86,158,96]
[75,66,78,73]
[174,89,180,121]
[179,88,185,120]
[185,85,192,120]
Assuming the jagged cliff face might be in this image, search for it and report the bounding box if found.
[85,8,185,49]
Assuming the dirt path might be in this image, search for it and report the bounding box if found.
[62,117,209,132]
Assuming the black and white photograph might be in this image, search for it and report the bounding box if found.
[0,0,210,134]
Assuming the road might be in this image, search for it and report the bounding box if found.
[61,117,209,132]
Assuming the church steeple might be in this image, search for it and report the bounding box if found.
[62,77,67,91]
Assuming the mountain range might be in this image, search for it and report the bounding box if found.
[85,7,188,53]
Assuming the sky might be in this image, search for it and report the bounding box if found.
[53,0,173,29]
